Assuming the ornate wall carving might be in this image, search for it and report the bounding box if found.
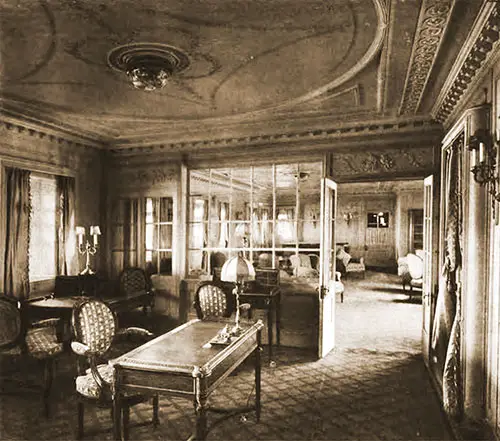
[435,4,500,123]
[110,163,179,194]
[399,0,454,115]
[330,145,436,181]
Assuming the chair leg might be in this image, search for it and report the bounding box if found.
[152,395,159,427]
[341,292,344,303]
[42,358,54,418]
[77,401,84,440]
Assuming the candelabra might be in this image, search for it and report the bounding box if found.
[468,128,500,202]
[76,226,101,275]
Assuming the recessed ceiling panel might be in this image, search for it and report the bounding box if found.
[0,0,381,120]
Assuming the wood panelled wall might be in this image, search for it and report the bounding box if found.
[336,185,424,269]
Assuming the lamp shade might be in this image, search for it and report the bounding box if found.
[220,255,255,283]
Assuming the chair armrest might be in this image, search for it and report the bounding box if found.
[116,327,154,338]
[31,318,60,329]
[71,341,90,356]
[239,303,251,311]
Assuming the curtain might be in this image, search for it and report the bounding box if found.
[123,198,139,269]
[218,202,229,248]
[56,176,77,275]
[431,136,463,418]
[3,168,30,299]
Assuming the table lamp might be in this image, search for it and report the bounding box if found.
[220,253,255,336]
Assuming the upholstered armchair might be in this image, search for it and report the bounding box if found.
[346,257,366,278]
[70,298,158,440]
[0,295,63,418]
[397,252,424,298]
[289,254,319,278]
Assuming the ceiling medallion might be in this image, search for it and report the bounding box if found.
[108,43,190,91]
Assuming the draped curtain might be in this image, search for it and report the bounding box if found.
[431,135,463,418]
[56,176,77,275]
[3,168,31,299]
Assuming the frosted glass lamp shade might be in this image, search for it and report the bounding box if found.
[220,255,255,283]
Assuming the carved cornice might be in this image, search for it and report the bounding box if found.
[0,103,106,149]
[399,0,455,115]
[109,117,442,156]
[434,3,500,124]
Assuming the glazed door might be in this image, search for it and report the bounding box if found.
[422,175,436,367]
[318,177,337,359]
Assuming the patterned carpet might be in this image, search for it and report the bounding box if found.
[0,272,454,441]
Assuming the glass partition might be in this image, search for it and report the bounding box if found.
[188,161,322,278]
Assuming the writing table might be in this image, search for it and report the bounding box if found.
[111,319,264,440]
[240,285,281,360]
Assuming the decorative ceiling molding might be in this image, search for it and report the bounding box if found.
[0,113,105,150]
[399,0,455,115]
[433,3,500,125]
[109,117,442,156]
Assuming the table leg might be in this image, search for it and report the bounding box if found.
[194,388,208,440]
[113,394,122,441]
[267,302,273,360]
[276,292,281,347]
[255,333,262,422]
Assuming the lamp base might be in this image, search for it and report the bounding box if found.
[79,266,95,275]
[230,324,244,337]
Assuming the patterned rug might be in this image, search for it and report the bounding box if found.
[0,272,453,440]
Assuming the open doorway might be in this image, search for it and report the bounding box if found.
[334,179,425,354]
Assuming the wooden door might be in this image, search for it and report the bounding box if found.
[318,177,337,358]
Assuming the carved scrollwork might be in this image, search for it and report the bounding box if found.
[399,0,454,115]
[331,146,434,179]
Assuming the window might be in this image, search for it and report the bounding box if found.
[29,173,57,281]
[145,197,173,275]
[188,162,323,277]
[367,212,389,228]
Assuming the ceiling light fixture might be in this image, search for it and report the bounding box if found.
[108,43,190,92]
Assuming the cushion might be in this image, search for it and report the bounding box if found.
[76,363,114,399]
[25,327,63,359]
[406,253,424,280]
[336,248,351,269]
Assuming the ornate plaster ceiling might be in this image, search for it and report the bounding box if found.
[0,0,488,149]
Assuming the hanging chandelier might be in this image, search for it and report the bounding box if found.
[108,43,190,92]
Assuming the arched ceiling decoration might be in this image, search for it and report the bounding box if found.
[0,0,487,151]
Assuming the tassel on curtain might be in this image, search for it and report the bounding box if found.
[56,176,77,276]
[3,168,31,299]
[431,135,463,419]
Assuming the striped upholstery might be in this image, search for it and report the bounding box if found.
[194,283,231,320]
[119,267,148,296]
[72,299,116,356]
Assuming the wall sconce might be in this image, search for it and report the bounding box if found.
[468,128,500,202]
[76,225,101,275]
[343,212,353,225]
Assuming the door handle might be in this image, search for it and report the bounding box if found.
[319,286,328,299]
